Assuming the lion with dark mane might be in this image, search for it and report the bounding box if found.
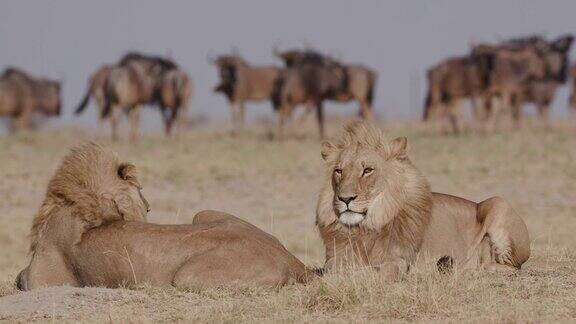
[317,122,530,278]
[17,143,312,290]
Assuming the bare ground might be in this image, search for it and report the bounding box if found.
[0,119,575,323]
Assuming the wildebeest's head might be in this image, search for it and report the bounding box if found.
[470,44,497,88]
[538,35,574,83]
[210,55,247,96]
[504,35,574,83]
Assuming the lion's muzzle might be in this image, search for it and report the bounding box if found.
[338,211,366,226]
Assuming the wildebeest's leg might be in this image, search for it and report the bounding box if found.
[315,101,325,139]
[484,95,502,133]
[510,105,522,129]
[470,96,486,134]
[462,197,530,270]
[509,93,523,130]
[358,98,374,121]
[239,103,246,130]
[160,108,173,137]
[296,102,314,124]
[174,104,188,136]
[447,99,464,134]
[427,103,446,134]
[277,104,292,140]
[13,108,32,133]
[129,106,141,142]
[230,101,242,134]
[109,106,121,141]
[537,104,551,129]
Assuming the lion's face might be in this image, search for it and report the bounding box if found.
[327,138,408,227]
[318,129,428,231]
[116,163,150,222]
[330,149,381,226]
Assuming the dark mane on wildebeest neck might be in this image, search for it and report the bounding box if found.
[2,67,33,80]
[119,52,178,70]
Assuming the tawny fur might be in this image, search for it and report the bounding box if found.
[18,143,312,291]
[29,142,147,253]
[317,121,530,278]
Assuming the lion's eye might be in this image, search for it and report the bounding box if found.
[334,168,342,175]
[362,168,374,176]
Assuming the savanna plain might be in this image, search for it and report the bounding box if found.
[0,119,575,323]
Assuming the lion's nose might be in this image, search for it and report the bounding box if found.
[338,195,357,205]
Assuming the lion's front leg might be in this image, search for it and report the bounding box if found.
[18,247,79,290]
[373,258,409,281]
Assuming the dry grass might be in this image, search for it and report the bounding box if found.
[0,119,575,322]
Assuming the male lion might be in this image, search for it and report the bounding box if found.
[17,143,311,291]
[317,122,530,278]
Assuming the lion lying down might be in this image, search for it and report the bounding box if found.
[317,122,530,278]
[17,143,312,291]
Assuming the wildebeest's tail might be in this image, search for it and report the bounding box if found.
[423,88,432,121]
[165,74,184,134]
[75,86,92,115]
[271,75,285,111]
[366,70,377,107]
[101,76,116,119]
[423,68,437,121]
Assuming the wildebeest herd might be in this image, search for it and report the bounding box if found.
[424,34,574,133]
[211,46,376,138]
[0,34,575,139]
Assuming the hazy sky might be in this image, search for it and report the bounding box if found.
[1,0,575,129]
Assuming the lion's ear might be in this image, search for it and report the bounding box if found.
[390,137,409,160]
[118,163,138,182]
[321,141,337,161]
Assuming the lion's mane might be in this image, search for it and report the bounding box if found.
[29,142,144,252]
[316,122,433,266]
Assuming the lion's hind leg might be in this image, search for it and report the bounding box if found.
[192,210,246,226]
[171,245,290,289]
[471,197,531,270]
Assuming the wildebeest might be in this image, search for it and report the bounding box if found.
[274,48,376,119]
[156,68,193,136]
[273,48,376,138]
[470,42,547,131]
[423,56,486,133]
[272,49,345,138]
[471,35,573,129]
[425,34,573,133]
[103,52,181,140]
[76,52,189,140]
[211,52,281,133]
[0,68,61,132]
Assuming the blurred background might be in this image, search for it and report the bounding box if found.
[1,0,575,131]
